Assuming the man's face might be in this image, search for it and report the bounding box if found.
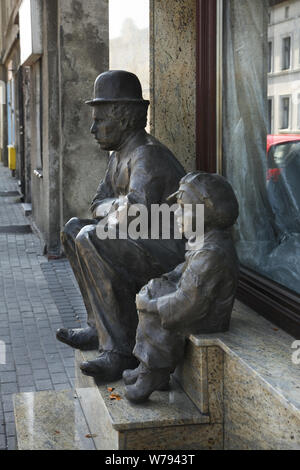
[90,104,125,151]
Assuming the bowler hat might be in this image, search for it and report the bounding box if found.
[86,70,150,106]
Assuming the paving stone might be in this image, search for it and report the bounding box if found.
[33,369,51,380]
[51,373,69,385]
[1,383,18,395]
[0,372,17,384]
[4,412,15,424]
[54,383,71,391]
[0,433,6,449]
[7,436,16,450]
[17,375,35,387]
[35,380,53,391]
[5,422,16,437]
[15,365,32,376]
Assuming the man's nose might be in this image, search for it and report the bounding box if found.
[91,122,97,134]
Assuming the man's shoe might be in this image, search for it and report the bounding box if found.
[125,367,171,403]
[56,326,99,351]
[123,365,170,390]
[80,351,139,381]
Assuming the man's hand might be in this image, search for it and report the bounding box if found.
[136,287,158,313]
[92,199,116,219]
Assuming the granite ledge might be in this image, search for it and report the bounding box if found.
[190,300,300,417]
[76,377,210,432]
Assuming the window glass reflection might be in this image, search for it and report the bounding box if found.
[223,0,300,294]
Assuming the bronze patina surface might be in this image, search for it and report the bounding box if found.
[125,172,240,403]
[56,71,186,381]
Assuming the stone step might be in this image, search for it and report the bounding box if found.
[21,203,32,216]
[74,350,222,450]
[13,383,221,450]
[13,390,96,450]
[13,350,222,451]
[76,380,214,450]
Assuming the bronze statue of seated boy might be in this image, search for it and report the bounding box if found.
[124,172,239,403]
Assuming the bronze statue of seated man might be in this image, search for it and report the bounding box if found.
[124,172,239,403]
[56,70,186,381]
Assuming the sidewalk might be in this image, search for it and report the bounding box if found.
[0,163,87,450]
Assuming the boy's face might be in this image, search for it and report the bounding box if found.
[175,191,195,237]
[174,184,209,238]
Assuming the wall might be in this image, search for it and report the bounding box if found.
[58,0,109,227]
[29,0,110,255]
[150,0,197,172]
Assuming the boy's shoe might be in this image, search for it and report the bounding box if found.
[123,364,170,390]
[125,367,171,403]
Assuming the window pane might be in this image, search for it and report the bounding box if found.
[223,0,300,295]
[280,96,290,129]
[282,36,291,70]
[268,41,272,72]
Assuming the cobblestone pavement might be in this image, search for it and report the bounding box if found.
[0,164,87,450]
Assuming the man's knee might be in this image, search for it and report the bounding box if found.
[75,225,97,253]
[61,217,80,243]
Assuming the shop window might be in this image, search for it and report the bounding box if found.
[219,0,300,336]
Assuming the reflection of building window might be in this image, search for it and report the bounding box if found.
[268,41,273,73]
[285,6,290,19]
[268,98,273,134]
[280,96,290,129]
[282,36,291,70]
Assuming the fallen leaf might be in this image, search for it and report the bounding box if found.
[107,387,115,392]
[272,328,279,332]
[54,431,60,435]
[109,393,122,401]
[85,434,98,439]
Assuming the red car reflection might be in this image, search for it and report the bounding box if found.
[267,134,300,234]
[267,134,300,182]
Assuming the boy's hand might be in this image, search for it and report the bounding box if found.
[136,288,158,313]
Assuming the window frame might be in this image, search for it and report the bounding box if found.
[196,0,300,338]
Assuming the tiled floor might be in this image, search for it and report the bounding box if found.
[0,164,87,450]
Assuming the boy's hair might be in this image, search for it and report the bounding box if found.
[178,172,239,229]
